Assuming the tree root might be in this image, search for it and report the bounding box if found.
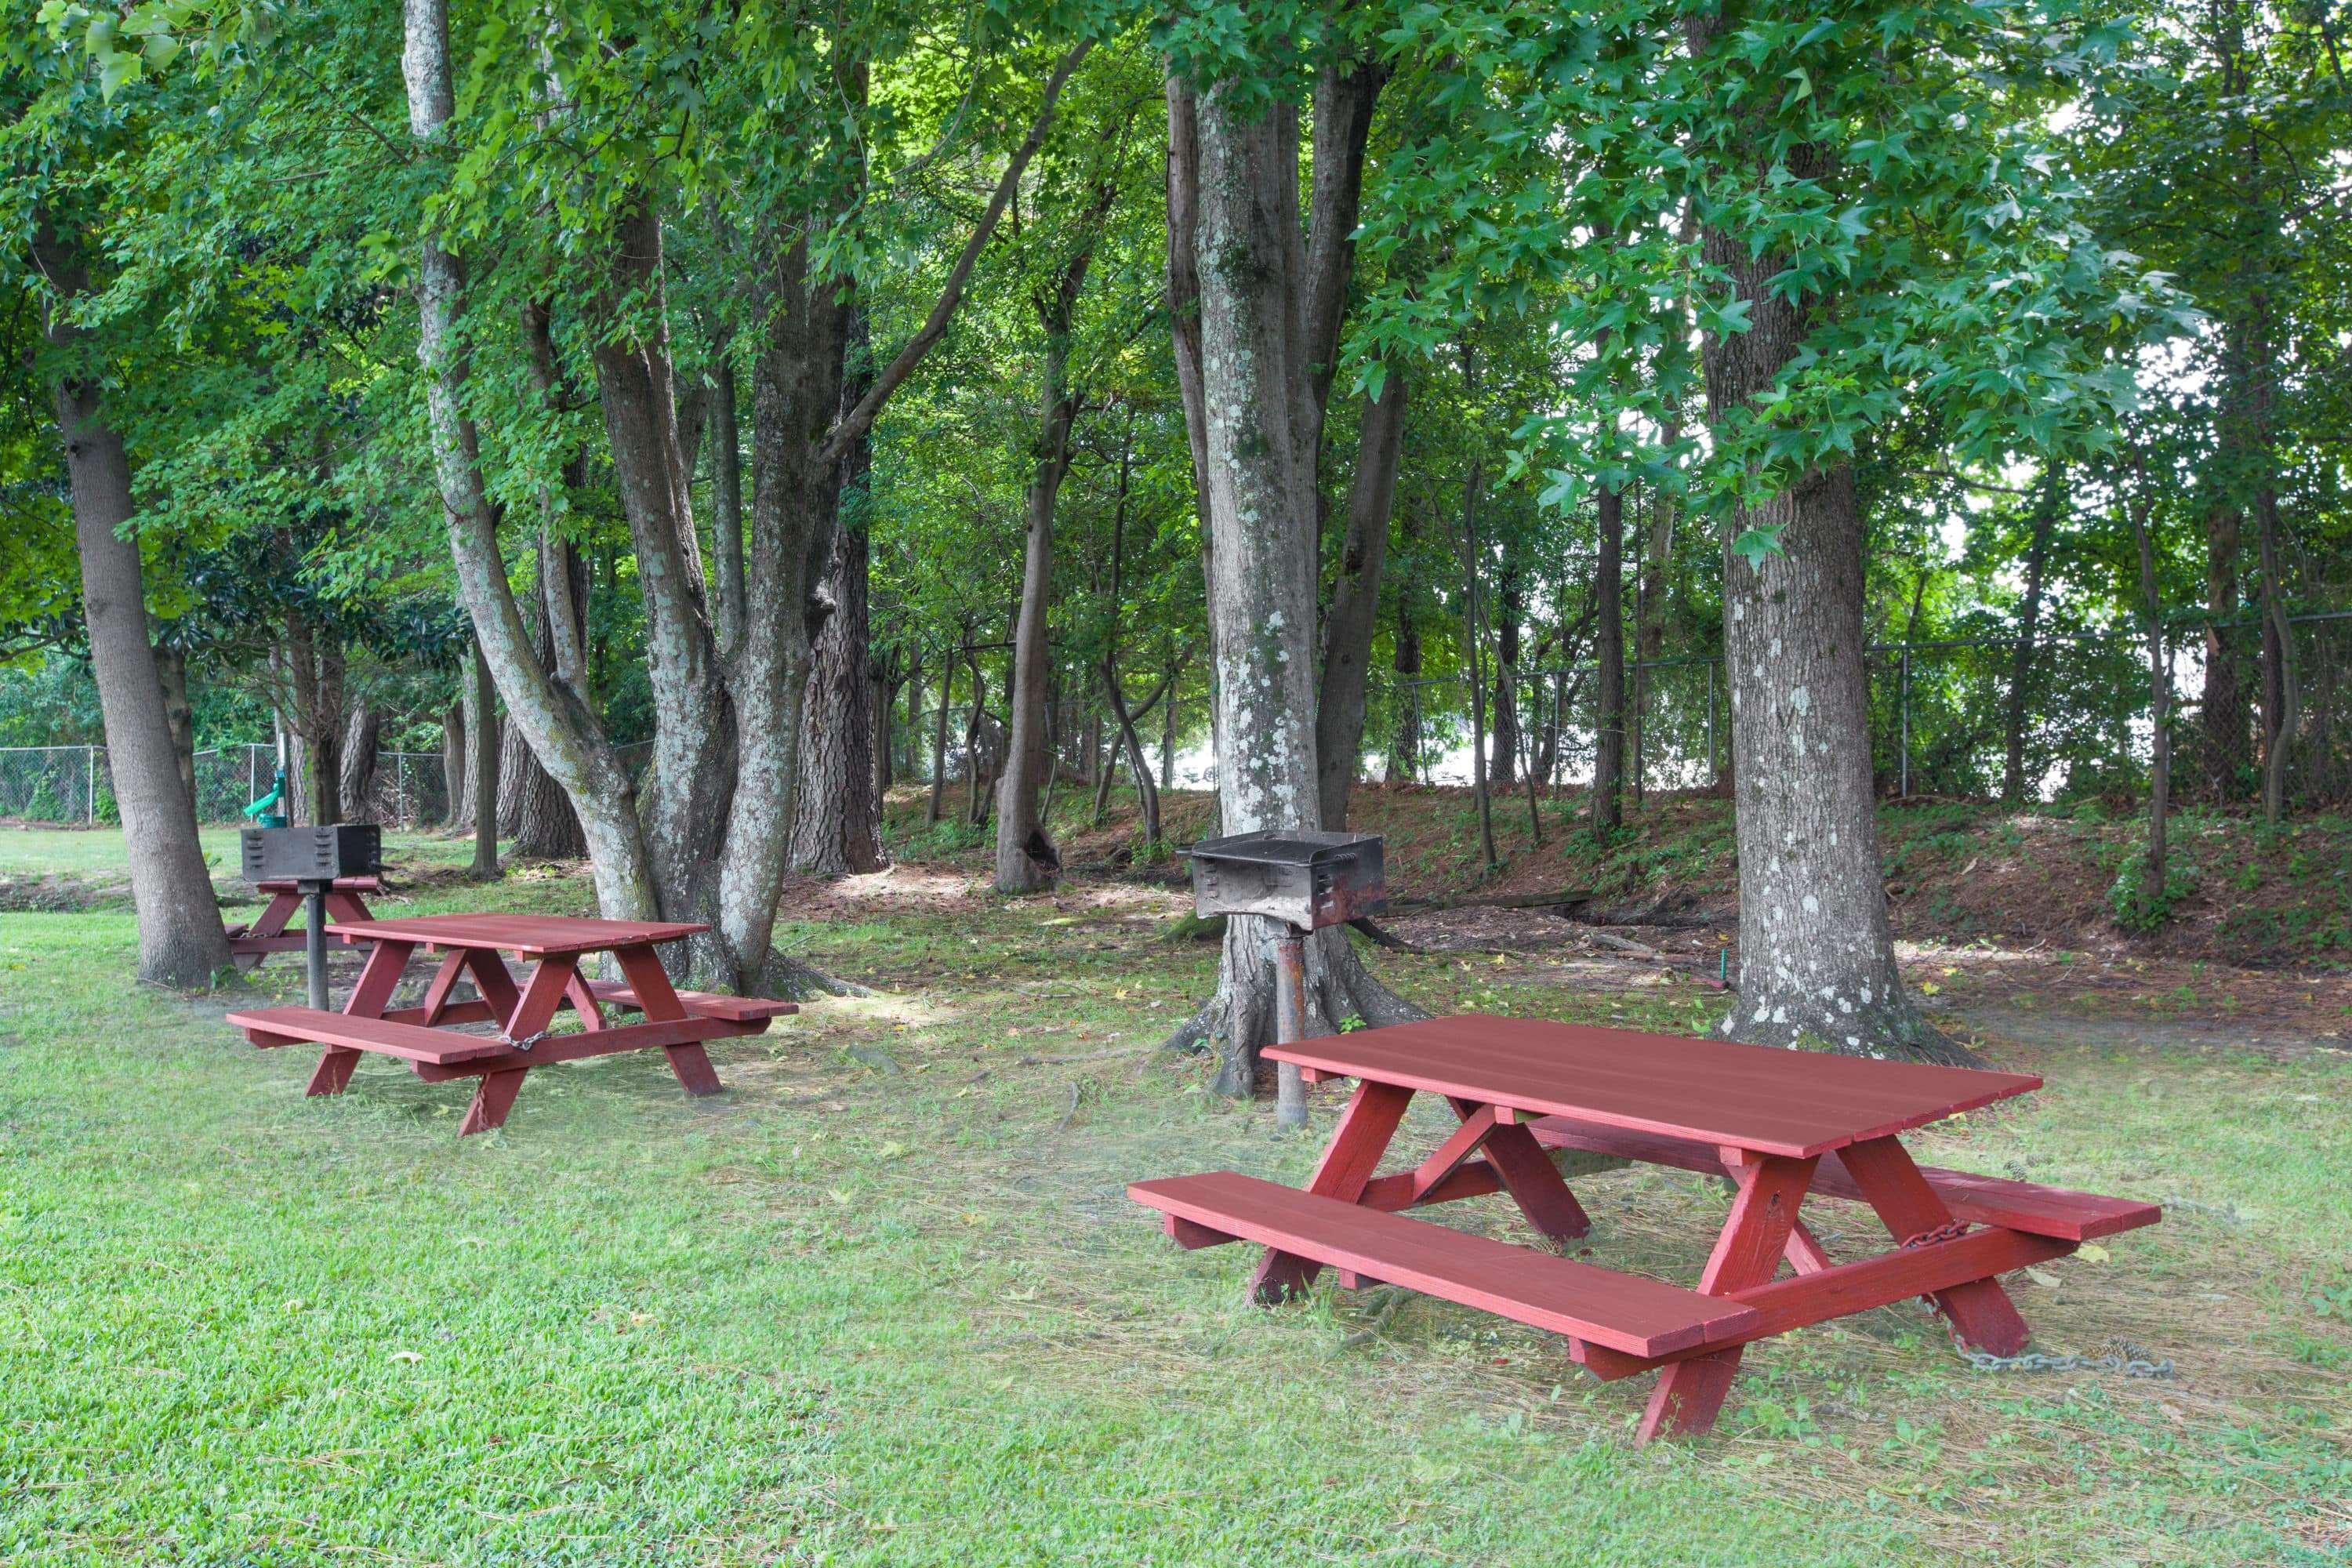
[1163,917,1427,1097]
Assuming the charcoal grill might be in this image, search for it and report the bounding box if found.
[1180,830,1387,1129]
[241,825,383,1009]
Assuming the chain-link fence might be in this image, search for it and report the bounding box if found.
[2,742,453,828]
[1370,609,2352,808]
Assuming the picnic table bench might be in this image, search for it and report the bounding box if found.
[223,875,382,971]
[1131,1014,2159,1442]
[227,913,794,1135]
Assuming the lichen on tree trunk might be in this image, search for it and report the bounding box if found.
[1160,71,1424,1094]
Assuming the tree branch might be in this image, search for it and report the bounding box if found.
[820,39,1094,471]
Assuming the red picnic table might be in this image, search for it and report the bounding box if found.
[223,876,383,971]
[226,913,794,1135]
[1131,1014,2160,1443]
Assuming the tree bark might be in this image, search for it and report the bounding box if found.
[2001,463,2063,803]
[1685,39,1958,1062]
[1388,597,1422,782]
[927,636,957,825]
[340,704,382,823]
[1313,378,1408,829]
[2200,503,2248,800]
[285,613,346,826]
[1592,485,1627,838]
[40,233,230,986]
[470,641,499,880]
[995,214,1106,891]
[1490,567,1523,792]
[405,0,652,920]
[789,349,884,877]
[440,699,466,826]
[1161,72,1421,1095]
[1458,437,1498,871]
[2128,472,2170,919]
[154,641,199,835]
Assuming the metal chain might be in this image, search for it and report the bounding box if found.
[501,1029,552,1054]
[1955,1340,2176,1379]
[1900,1219,1972,1249]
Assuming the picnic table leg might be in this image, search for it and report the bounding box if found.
[501,956,579,1044]
[1249,1079,1414,1305]
[462,948,524,1023]
[303,940,413,1098]
[562,971,608,1031]
[662,1042,725,1097]
[322,890,374,926]
[1447,1098,1591,1243]
[1836,1136,2031,1356]
[342,940,416,1018]
[458,1068,530,1136]
[610,944,728,1101]
[230,888,301,970]
[306,1048,365,1098]
[1638,1152,1818,1443]
[419,950,469,1024]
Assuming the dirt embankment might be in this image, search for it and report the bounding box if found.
[884,783,2352,971]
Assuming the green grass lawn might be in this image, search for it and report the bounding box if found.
[1,841,2347,1564]
[0,825,483,892]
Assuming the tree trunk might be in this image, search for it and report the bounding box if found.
[927,639,956,825]
[1490,569,1523,791]
[41,233,230,986]
[405,0,654,923]
[996,226,1102,891]
[285,614,346,826]
[1686,59,1958,1062]
[2001,463,2062,803]
[2200,504,2249,800]
[1312,379,1408,829]
[1592,485,1626,838]
[441,700,466,826]
[470,641,499,880]
[591,192,737,962]
[1161,74,1421,1095]
[341,705,382,823]
[1459,452,1499,872]
[2259,484,2295,824]
[708,339,748,663]
[791,466,884,876]
[2129,474,2169,920]
[1389,599,1422,782]
[154,641,199,835]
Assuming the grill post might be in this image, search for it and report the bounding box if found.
[303,882,330,1010]
[1179,830,1387,1132]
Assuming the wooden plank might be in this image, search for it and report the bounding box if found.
[256,877,383,893]
[323,913,708,956]
[1529,1116,2161,1243]
[585,979,797,1023]
[1266,1015,2041,1158]
[1131,1172,1759,1358]
[1577,1225,2078,1381]
[405,1015,747,1080]
[228,1006,514,1065]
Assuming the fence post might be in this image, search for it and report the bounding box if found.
[1898,649,1911,800]
[397,753,409,825]
[86,746,96,823]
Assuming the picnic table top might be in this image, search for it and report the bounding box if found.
[1265,1014,2042,1159]
[324,912,709,956]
